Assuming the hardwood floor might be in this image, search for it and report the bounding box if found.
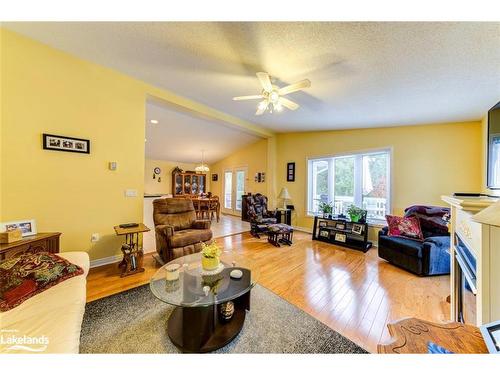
[86,231,450,353]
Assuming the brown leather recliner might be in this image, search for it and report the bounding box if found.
[153,198,213,263]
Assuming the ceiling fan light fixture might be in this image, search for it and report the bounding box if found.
[234,72,310,116]
[258,101,268,110]
[269,91,279,103]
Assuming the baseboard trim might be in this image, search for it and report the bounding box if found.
[90,254,122,268]
[292,225,313,234]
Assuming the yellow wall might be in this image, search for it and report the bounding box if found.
[210,139,269,210]
[0,29,258,261]
[144,159,200,195]
[275,121,483,234]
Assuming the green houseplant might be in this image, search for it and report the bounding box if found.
[347,204,365,223]
[318,201,334,218]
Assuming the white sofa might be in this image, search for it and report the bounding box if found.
[0,252,89,354]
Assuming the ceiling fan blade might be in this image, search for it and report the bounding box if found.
[278,79,311,96]
[256,72,273,92]
[233,95,264,101]
[255,101,268,116]
[279,97,300,111]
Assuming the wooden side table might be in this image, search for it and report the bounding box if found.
[113,223,150,278]
[378,317,488,354]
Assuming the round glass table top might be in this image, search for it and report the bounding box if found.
[150,253,257,308]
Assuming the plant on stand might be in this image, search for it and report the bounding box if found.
[318,201,334,219]
[347,205,365,223]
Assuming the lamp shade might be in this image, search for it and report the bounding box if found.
[472,201,500,227]
[278,187,291,200]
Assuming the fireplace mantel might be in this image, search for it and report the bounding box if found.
[441,195,497,213]
[442,195,499,326]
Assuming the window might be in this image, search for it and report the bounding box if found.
[307,149,391,223]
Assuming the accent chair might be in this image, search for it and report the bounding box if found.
[153,198,212,263]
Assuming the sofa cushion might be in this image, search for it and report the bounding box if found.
[168,229,212,248]
[0,252,84,312]
[378,234,424,258]
[386,215,424,241]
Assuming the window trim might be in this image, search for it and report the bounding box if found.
[305,147,393,224]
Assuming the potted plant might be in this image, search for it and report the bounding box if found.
[201,242,221,271]
[347,205,365,223]
[318,201,334,218]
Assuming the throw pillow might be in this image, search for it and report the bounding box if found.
[385,215,424,241]
[0,252,83,312]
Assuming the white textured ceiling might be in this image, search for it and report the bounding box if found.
[3,22,500,132]
[145,100,260,164]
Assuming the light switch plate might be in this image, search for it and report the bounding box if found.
[125,189,138,197]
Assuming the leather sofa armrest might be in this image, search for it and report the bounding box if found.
[379,226,389,236]
[155,224,174,238]
[192,220,211,230]
[422,236,451,275]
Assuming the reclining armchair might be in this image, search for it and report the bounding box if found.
[246,193,277,238]
[378,205,451,276]
[153,198,213,263]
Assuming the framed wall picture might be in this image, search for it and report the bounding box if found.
[43,133,90,154]
[352,223,364,235]
[212,174,218,182]
[287,162,295,182]
[334,233,347,242]
[1,219,37,237]
[319,230,330,238]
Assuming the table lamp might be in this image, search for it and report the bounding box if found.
[278,187,291,209]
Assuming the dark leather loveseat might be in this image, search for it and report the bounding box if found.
[378,205,451,276]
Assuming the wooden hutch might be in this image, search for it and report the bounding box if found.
[172,167,206,197]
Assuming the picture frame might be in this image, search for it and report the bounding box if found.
[335,222,346,230]
[352,223,364,235]
[287,162,295,182]
[334,233,347,242]
[43,133,90,154]
[212,173,218,182]
[319,221,328,228]
[319,230,330,238]
[480,320,500,353]
[1,219,37,237]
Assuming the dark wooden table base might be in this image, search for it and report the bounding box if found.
[167,291,250,353]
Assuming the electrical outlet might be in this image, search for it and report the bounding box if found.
[91,233,100,242]
[125,189,138,197]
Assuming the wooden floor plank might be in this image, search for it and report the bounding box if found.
[86,231,450,353]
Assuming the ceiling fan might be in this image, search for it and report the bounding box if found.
[233,72,311,115]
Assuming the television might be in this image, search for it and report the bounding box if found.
[487,101,500,189]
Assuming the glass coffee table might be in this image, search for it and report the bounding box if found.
[150,253,257,353]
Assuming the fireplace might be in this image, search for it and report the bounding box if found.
[454,234,477,325]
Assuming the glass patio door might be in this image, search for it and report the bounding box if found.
[223,167,247,215]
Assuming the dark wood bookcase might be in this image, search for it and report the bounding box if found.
[312,216,372,252]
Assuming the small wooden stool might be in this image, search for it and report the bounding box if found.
[113,223,150,277]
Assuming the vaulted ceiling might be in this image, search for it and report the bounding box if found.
[4,22,500,134]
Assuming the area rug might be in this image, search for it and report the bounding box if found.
[80,284,367,354]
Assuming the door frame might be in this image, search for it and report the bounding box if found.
[222,166,248,216]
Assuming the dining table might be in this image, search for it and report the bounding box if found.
[190,196,220,222]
